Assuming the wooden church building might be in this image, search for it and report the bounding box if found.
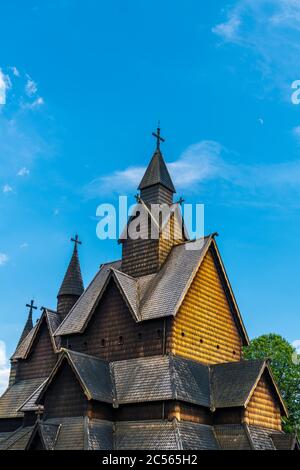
[0,129,298,450]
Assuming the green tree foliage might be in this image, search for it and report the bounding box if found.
[243,334,300,434]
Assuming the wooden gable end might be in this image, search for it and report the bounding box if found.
[16,317,57,381]
[168,246,244,364]
[42,359,87,420]
[62,278,165,361]
[243,371,282,431]
[121,205,185,278]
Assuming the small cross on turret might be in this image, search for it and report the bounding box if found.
[152,122,165,150]
[71,234,82,247]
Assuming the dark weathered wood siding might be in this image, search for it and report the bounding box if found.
[43,360,87,419]
[62,279,165,361]
[57,295,79,319]
[16,319,57,381]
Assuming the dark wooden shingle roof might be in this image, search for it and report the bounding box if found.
[138,149,176,193]
[57,245,84,298]
[210,359,265,409]
[0,377,46,418]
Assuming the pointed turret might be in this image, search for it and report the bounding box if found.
[138,126,176,205]
[57,235,84,318]
[121,126,184,277]
[17,300,36,347]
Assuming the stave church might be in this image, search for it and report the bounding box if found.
[0,128,298,450]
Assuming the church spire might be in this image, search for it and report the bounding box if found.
[17,300,37,346]
[57,235,84,318]
[138,125,176,204]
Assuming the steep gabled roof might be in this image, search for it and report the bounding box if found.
[19,379,48,413]
[111,269,140,320]
[17,309,33,348]
[0,377,46,419]
[270,432,300,450]
[0,426,34,450]
[138,149,176,193]
[55,260,121,336]
[11,308,61,361]
[210,359,288,416]
[25,422,61,450]
[57,244,84,298]
[38,349,113,404]
[214,424,252,450]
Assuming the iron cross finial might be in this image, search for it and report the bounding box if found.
[152,122,165,150]
[71,234,82,247]
[26,299,37,313]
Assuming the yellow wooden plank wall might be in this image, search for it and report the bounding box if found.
[244,373,282,431]
[169,249,243,364]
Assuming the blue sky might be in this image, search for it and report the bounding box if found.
[1,0,300,391]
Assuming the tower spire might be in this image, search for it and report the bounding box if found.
[17,300,37,346]
[57,235,84,318]
[138,125,175,204]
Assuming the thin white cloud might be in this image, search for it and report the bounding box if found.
[17,167,30,176]
[9,66,20,77]
[22,96,44,110]
[0,253,9,266]
[25,77,37,96]
[292,125,300,138]
[0,69,11,105]
[84,140,300,207]
[2,184,13,193]
[212,0,300,92]
[20,242,29,249]
[0,341,10,395]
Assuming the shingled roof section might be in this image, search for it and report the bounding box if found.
[247,425,276,450]
[112,269,140,320]
[11,324,38,360]
[87,419,114,450]
[115,420,181,450]
[270,432,300,450]
[46,417,85,450]
[0,377,46,419]
[214,424,252,450]
[112,355,210,407]
[12,308,60,361]
[210,359,265,410]
[45,308,61,351]
[178,422,219,450]
[38,350,113,405]
[66,350,112,403]
[0,426,34,450]
[138,149,176,193]
[57,244,84,298]
[19,379,48,412]
[17,309,34,348]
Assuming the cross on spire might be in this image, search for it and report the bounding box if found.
[71,234,82,248]
[26,299,37,314]
[152,122,165,150]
